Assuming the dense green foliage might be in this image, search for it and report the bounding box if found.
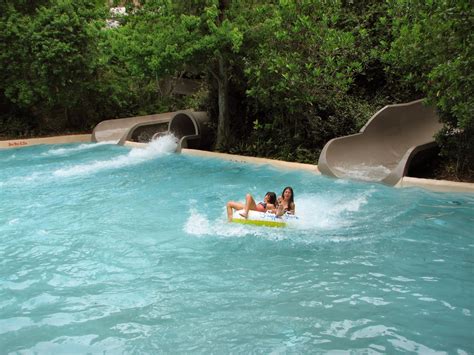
[384,0,473,179]
[1,0,472,180]
[1,0,103,133]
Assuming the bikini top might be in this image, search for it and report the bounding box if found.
[259,202,267,208]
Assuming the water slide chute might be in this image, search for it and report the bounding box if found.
[318,99,443,186]
[92,110,210,151]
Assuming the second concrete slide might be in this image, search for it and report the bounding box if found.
[318,99,443,185]
[92,110,210,151]
[92,112,176,143]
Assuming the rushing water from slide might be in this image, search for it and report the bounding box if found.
[1,136,473,353]
[333,163,393,182]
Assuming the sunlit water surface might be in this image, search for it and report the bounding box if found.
[1,137,473,353]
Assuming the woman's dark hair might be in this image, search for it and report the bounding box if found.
[266,192,277,205]
[281,186,294,207]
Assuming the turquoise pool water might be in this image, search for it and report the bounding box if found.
[1,138,473,353]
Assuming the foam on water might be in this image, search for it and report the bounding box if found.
[53,135,178,177]
[184,190,373,242]
[295,191,371,230]
[334,164,391,181]
[1,136,177,187]
[42,141,117,156]
[184,207,278,239]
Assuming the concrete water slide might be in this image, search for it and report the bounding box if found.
[318,99,443,186]
[92,110,210,151]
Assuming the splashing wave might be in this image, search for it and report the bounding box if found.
[53,135,178,178]
[43,141,117,156]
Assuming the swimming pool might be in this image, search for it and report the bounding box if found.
[1,138,473,353]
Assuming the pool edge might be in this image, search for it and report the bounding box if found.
[0,134,91,149]
[181,148,320,174]
[395,176,474,193]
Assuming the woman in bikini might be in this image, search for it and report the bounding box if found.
[276,186,295,216]
[226,192,277,222]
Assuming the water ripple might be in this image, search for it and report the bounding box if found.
[0,141,472,353]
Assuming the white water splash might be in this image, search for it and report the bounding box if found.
[185,190,372,241]
[334,164,391,182]
[294,192,370,230]
[184,208,213,236]
[53,135,178,178]
[184,207,285,239]
[43,141,117,156]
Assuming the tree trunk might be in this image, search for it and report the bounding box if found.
[216,54,230,149]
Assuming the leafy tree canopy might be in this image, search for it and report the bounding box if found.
[1,0,472,179]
